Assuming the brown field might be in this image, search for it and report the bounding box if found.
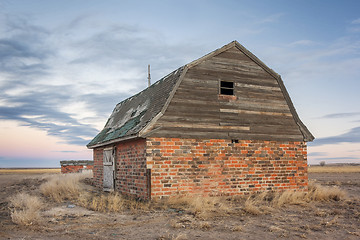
[308,165,360,173]
[0,168,359,240]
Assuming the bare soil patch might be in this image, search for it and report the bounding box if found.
[1,172,359,240]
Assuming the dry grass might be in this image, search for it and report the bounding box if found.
[39,172,148,212]
[308,165,360,173]
[87,192,126,212]
[161,181,348,218]
[35,172,347,220]
[271,190,306,207]
[0,168,61,174]
[9,193,44,225]
[158,233,188,240]
[306,181,347,201]
[40,172,91,202]
[243,198,263,215]
[39,172,149,214]
[240,181,347,215]
[232,225,243,232]
[164,195,230,219]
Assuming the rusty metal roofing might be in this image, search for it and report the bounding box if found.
[87,67,184,148]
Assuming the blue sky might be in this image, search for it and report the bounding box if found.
[0,0,359,167]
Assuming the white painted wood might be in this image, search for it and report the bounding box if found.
[103,149,115,191]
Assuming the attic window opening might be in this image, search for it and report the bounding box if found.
[220,81,234,95]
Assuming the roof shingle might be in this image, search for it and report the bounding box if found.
[87,67,184,148]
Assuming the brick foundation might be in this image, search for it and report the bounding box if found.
[146,138,308,198]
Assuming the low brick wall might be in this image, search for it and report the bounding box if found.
[60,160,94,174]
[146,138,308,198]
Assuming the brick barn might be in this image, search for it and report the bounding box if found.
[87,41,314,200]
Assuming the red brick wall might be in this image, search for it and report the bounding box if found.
[115,138,148,200]
[146,138,308,198]
[61,165,93,174]
[93,148,104,189]
[93,138,148,200]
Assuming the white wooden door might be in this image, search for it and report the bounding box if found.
[103,148,115,191]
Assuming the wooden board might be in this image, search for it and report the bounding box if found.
[150,46,304,141]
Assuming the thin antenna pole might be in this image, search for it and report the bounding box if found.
[148,64,151,87]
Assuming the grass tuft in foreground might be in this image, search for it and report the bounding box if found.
[39,172,149,212]
[9,193,44,225]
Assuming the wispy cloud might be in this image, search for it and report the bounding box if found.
[351,18,360,24]
[321,112,360,119]
[288,40,317,47]
[0,14,205,146]
[257,13,285,24]
[310,126,360,146]
[308,152,327,157]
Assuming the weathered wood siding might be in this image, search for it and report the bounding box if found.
[150,46,303,141]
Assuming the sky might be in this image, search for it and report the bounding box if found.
[0,0,359,167]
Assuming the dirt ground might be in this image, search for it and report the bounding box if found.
[0,172,359,240]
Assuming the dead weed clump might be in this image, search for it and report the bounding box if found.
[39,172,150,213]
[306,181,346,201]
[9,192,44,226]
[78,191,150,213]
[243,192,272,215]
[40,172,91,202]
[241,182,347,215]
[87,192,125,212]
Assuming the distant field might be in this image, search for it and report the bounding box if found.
[309,165,360,173]
[0,168,61,174]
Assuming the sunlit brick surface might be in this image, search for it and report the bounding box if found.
[94,137,308,200]
[146,138,308,198]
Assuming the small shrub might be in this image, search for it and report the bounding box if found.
[319,161,326,166]
[9,193,43,225]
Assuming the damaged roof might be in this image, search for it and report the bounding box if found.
[87,41,314,149]
[87,67,184,148]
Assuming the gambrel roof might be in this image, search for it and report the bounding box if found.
[87,41,314,149]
